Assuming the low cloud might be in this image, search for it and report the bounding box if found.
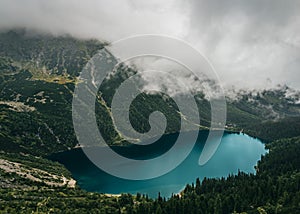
[0,0,299,91]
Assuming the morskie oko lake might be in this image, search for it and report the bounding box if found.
[50,131,267,198]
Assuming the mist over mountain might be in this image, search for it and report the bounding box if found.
[0,30,299,149]
[0,0,299,92]
[0,11,300,212]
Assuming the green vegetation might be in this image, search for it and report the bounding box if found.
[1,137,299,213]
[1,29,299,154]
[0,29,299,213]
[0,29,105,77]
[157,137,300,214]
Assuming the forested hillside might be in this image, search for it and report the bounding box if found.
[1,30,299,156]
[1,137,299,213]
[0,29,300,213]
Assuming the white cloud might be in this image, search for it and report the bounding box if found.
[0,0,188,40]
[0,0,299,91]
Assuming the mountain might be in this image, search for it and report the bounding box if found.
[0,29,300,213]
[1,30,299,155]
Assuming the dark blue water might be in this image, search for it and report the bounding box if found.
[50,131,267,198]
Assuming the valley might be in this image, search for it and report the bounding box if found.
[0,30,299,213]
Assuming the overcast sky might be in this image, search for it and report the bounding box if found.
[0,0,299,91]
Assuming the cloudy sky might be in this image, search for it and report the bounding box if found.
[0,0,299,91]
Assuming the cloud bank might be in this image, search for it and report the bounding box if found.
[0,0,299,91]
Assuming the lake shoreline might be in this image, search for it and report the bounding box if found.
[49,130,267,198]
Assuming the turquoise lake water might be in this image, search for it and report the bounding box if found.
[50,131,267,198]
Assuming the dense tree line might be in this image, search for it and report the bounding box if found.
[1,136,299,213]
[1,29,300,213]
[131,137,300,213]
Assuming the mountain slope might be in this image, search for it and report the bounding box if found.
[0,29,300,214]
